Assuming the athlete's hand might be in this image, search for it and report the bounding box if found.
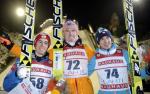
[17,65,30,79]
[0,31,14,50]
[56,79,66,92]
[143,49,150,75]
[46,78,66,94]
[47,78,57,91]
[143,51,150,63]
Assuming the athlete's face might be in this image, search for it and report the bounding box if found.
[63,26,79,43]
[35,38,49,57]
[99,36,112,50]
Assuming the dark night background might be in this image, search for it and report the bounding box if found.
[0,0,150,41]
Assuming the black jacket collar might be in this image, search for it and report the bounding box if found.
[32,50,49,62]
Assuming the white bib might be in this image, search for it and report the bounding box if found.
[30,61,52,94]
[95,51,129,91]
[9,78,38,94]
[64,47,88,78]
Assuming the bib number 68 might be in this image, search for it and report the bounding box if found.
[30,77,44,89]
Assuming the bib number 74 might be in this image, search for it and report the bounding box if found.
[105,68,119,79]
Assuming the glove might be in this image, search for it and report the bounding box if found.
[56,79,65,87]
[17,65,30,79]
[56,79,66,92]
[47,78,57,91]
[0,31,14,50]
[46,78,61,94]
[144,54,150,63]
[143,50,150,75]
[46,79,65,94]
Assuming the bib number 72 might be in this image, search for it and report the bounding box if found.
[104,68,119,79]
[66,60,80,70]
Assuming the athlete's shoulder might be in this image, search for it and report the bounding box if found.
[47,48,53,60]
[10,43,21,57]
[83,44,95,60]
[83,44,95,52]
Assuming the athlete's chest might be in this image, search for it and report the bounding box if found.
[63,46,89,78]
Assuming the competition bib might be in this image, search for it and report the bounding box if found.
[30,61,52,94]
[95,51,129,91]
[64,47,88,78]
[9,78,38,94]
